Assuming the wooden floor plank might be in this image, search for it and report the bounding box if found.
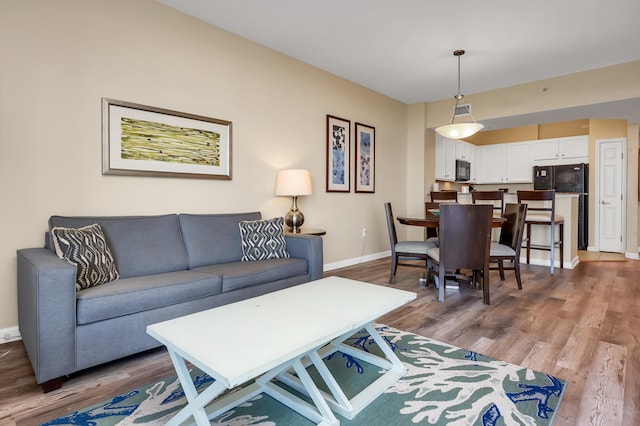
[576,341,626,425]
[0,257,639,425]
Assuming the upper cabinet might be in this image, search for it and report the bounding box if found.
[478,141,532,184]
[435,135,477,182]
[559,136,590,159]
[435,134,456,181]
[479,144,506,183]
[504,142,533,183]
[434,133,589,184]
[455,140,474,161]
[532,136,589,165]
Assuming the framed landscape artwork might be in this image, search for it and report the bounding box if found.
[326,115,351,192]
[355,122,375,193]
[102,98,232,179]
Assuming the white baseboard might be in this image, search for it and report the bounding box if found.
[589,245,639,259]
[626,251,640,260]
[324,251,580,272]
[324,251,390,272]
[519,255,578,270]
[0,326,21,345]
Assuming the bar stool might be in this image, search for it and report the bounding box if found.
[471,190,505,217]
[517,190,564,274]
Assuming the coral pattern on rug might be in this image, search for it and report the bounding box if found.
[43,324,566,425]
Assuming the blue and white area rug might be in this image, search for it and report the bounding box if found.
[43,325,566,425]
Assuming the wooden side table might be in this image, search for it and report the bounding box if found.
[285,227,326,236]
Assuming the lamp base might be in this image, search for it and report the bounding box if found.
[284,196,304,232]
[284,210,304,232]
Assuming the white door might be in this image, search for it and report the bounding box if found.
[597,139,626,253]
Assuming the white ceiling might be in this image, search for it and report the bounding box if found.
[157,0,640,129]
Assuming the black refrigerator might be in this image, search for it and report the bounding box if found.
[533,163,588,250]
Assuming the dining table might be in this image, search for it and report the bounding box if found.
[397,210,506,228]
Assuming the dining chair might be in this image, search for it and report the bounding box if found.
[490,203,528,290]
[517,190,564,274]
[471,190,505,217]
[425,204,493,304]
[430,191,458,203]
[384,202,435,284]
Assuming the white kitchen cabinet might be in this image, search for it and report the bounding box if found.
[504,142,532,183]
[455,140,473,161]
[532,136,589,164]
[480,144,506,183]
[479,141,532,184]
[559,135,589,160]
[532,138,560,161]
[435,134,456,181]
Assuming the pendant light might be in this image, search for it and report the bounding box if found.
[435,50,484,139]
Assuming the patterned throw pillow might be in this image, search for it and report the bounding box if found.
[239,217,290,261]
[51,224,120,291]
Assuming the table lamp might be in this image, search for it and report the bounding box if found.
[275,169,312,232]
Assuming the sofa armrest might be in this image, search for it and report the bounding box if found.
[284,234,323,281]
[17,248,77,384]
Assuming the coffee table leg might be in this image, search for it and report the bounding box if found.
[258,356,339,425]
[279,323,406,420]
[166,349,226,426]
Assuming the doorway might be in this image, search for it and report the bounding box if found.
[595,138,627,253]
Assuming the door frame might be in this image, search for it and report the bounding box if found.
[594,137,627,253]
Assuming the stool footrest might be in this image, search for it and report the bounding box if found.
[525,243,562,250]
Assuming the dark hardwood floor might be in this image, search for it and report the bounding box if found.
[1,257,638,425]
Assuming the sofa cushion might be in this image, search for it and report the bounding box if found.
[179,212,261,268]
[49,215,189,279]
[193,258,307,293]
[239,217,289,261]
[76,270,223,325]
[51,224,119,291]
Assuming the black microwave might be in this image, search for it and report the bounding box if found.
[455,159,471,181]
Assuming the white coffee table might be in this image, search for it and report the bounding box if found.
[147,276,416,426]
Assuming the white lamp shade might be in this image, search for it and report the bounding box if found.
[435,122,485,139]
[275,169,312,196]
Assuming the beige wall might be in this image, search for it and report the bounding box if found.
[0,1,408,329]
[426,61,640,128]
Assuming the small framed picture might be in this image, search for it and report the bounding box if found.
[326,115,351,192]
[355,122,375,193]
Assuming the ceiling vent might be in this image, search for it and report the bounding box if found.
[454,104,472,116]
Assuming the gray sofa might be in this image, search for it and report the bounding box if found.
[17,212,323,392]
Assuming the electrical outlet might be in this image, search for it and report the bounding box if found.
[361,228,368,238]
